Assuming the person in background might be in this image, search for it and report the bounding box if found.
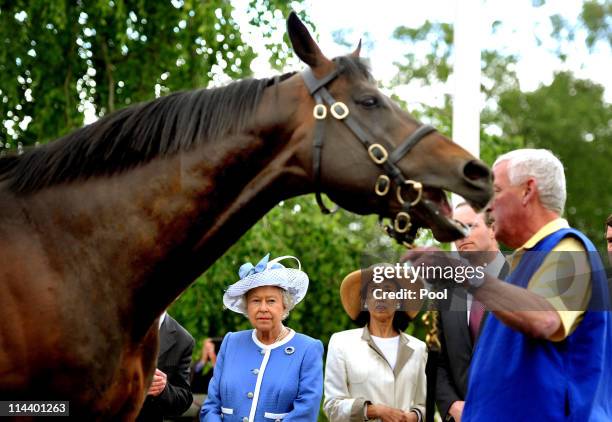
[201,253,323,422]
[190,338,221,395]
[136,311,195,422]
[434,203,508,422]
[606,213,612,264]
[324,264,426,422]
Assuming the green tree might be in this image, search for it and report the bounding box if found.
[580,0,612,48]
[548,0,612,51]
[497,72,612,245]
[0,1,308,149]
[390,8,611,251]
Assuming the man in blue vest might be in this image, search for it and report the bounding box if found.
[407,148,611,421]
[455,149,611,421]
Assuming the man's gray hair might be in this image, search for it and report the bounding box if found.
[493,149,566,214]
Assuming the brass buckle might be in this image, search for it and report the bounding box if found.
[313,104,327,120]
[330,102,349,119]
[394,211,412,233]
[374,175,390,196]
[368,144,388,164]
[396,180,423,206]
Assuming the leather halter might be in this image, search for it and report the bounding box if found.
[302,66,437,246]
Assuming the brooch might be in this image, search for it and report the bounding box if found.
[284,346,295,355]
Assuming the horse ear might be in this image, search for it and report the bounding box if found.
[351,39,362,58]
[287,11,330,69]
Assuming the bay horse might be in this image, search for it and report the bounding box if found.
[0,13,492,420]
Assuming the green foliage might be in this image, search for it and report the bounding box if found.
[0,1,300,149]
[247,0,311,70]
[390,10,612,252]
[580,0,612,48]
[0,2,86,146]
[497,72,612,248]
[548,1,611,58]
[392,21,453,84]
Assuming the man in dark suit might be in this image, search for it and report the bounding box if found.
[435,203,507,422]
[136,312,195,422]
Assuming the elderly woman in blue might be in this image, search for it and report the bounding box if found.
[201,254,324,422]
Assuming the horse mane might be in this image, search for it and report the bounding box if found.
[0,56,370,195]
[0,72,297,194]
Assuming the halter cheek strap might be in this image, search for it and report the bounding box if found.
[302,67,436,245]
[303,69,341,214]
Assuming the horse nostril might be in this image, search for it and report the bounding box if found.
[463,160,491,182]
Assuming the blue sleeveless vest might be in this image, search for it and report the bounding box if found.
[463,228,612,421]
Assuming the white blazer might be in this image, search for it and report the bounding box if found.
[324,327,427,422]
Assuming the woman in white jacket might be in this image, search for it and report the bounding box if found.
[324,264,427,422]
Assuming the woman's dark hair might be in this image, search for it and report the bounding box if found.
[353,310,411,332]
[353,276,413,332]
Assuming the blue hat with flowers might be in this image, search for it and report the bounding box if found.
[223,254,309,315]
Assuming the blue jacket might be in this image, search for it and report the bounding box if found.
[201,329,323,422]
[464,228,612,421]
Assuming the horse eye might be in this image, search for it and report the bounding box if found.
[359,96,379,108]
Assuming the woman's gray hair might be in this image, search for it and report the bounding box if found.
[493,149,566,214]
[280,289,295,320]
[241,287,295,320]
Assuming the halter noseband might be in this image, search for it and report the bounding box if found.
[302,66,436,247]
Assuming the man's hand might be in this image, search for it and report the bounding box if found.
[147,368,167,396]
[448,400,464,422]
[204,339,217,365]
[403,246,465,287]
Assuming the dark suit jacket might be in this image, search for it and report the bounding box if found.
[136,315,195,422]
[190,362,214,394]
[435,262,509,421]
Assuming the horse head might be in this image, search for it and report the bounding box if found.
[286,12,492,244]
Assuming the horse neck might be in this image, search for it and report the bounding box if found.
[18,82,312,337]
